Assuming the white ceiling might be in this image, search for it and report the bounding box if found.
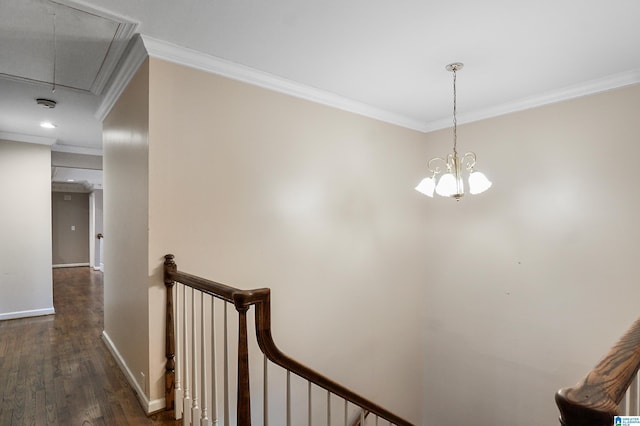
[2,0,640,153]
[1,0,121,93]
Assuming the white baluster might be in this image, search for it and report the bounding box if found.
[286,370,291,426]
[183,286,192,426]
[263,354,268,426]
[175,283,183,419]
[201,293,211,426]
[308,381,312,425]
[359,409,364,425]
[192,288,201,423]
[343,400,347,426]
[173,283,183,420]
[326,391,330,426]
[211,297,219,425]
[630,374,639,415]
[637,371,640,414]
[223,303,229,426]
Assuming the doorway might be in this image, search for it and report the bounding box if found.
[51,163,103,270]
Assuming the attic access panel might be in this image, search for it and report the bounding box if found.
[0,0,137,95]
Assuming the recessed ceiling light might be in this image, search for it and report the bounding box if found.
[40,121,57,129]
[66,179,75,182]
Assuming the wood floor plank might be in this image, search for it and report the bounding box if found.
[0,268,180,426]
[11,379,25,425]
[45,402,57,426]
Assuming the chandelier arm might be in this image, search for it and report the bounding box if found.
[461,152,477,171]
[427,156,449,174]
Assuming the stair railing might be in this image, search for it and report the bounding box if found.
[164,254,413,426]
[556,317,640,425]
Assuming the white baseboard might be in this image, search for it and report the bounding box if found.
[100,331,165,414]
[92,266,101,271]
[52,263,90,268]
[0,307,55,321]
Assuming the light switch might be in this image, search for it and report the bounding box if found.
[71,225,75,231]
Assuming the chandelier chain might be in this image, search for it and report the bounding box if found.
[452,68,457,158]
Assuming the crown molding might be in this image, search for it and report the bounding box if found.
[423,69,640,132]
[51,143,103,156]
[0,131,56,145]
[95,35,148,122]
[89,20,139,95]
[139,35,428,132]
[97,32,640,134]
[98,33,426,130]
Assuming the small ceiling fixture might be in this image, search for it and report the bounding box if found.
[415,63,492,200]
[36,98,57,109]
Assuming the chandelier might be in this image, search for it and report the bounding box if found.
[415,63,492,200]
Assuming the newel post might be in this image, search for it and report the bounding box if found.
[164,254,177,411]
[236,303,252,425]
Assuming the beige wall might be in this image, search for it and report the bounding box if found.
[146,57,429,420]
[105,52,640,424]
[51,192,89,265]
[0,140,53,320]
[421,84,640,425]
[103,59,151,400]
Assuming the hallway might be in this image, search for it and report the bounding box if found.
[0,267,179,425]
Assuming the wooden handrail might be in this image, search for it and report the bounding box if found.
[164,254,413,426]
[166,268,270,308]
[556,318,640,425]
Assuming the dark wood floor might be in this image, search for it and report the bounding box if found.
[0,267,180,426]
